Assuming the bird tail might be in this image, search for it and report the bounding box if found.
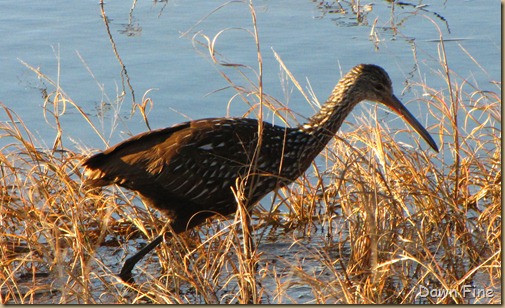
[81,153,111,189]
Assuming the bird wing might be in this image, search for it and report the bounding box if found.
[83,121,191,188]
[83,118,267,208]
[148,118,267,205]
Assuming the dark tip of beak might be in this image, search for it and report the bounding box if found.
[427,136,439,153]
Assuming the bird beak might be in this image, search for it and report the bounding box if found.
[385,95,439,152]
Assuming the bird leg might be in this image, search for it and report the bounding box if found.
[119,234,165,283]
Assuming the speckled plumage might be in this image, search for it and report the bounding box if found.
[83,64,438,282]
[84,118,317,232]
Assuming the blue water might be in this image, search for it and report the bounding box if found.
[0,1,500,151]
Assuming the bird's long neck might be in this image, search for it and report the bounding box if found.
[299,75,363,151]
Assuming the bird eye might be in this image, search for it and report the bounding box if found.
[374,83,385,92]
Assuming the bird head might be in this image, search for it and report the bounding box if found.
[345,64,439,152]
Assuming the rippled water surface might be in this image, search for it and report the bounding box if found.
[1,1,499,147]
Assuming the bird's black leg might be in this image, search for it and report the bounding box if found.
[119,234,165,283]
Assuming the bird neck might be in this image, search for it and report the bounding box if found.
[299,80,362,147]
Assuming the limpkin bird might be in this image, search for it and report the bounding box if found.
[83,64,438,282]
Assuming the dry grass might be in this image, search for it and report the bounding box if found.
[0,1,500,304]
